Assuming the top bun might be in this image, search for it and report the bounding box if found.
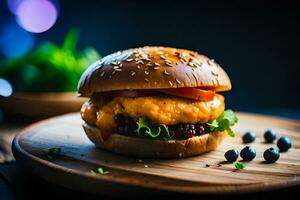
[78,46,231,97]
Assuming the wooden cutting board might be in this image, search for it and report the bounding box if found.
[12,112,300,196]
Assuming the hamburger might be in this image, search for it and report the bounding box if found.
[78,46,237,158]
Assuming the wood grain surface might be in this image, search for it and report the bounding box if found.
[12,112,300,196]
[0,92,86,121]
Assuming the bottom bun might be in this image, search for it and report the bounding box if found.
[83,123,227,158]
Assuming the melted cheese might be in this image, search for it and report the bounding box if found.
[81,94,225,131]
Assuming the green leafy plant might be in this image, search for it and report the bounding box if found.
[234,161,246,170]
[47,147,61,159]
[135,117,174,140]
[90,167,109,175]
[0,29,100,92]
[160,124,175,140]
[208,109,238,137]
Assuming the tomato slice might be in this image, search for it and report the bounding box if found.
[159,88,215,101]
[105,88,215,101]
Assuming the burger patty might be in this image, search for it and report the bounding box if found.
[81,94,224,132]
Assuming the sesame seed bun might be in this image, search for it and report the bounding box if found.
[83,123,227,158]
[78,46,231,97]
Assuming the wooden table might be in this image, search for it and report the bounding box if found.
[1,111,300,199]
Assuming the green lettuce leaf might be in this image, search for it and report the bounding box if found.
[208,109,238,137]
[135,117,174,140]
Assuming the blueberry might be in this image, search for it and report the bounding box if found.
[263,147,280,163]
[264,130,276,143]
[224,149,239,162]
[277,136,292,152]
[242,132,256,143]
[240,146,256,161]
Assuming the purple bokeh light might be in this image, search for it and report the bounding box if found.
[16,0,58,33]
[7,0,60,14]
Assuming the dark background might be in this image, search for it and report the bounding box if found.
[1,2,300,199]
[2,0,300,117]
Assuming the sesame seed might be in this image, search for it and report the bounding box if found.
[175,78,181,84]
[211,71,218,76]
[136,60,144,65]
[144,71,149,75]
[137,65,141,69]
[181,52,188,57]
[144,78,149,82]
[144,165,149,168]
[153,66,159,70]
[146,63,153,67]
[100,71,105,77]
[180,58,186,63]
[131,71,136,76]
[112,61,118,65]
[111,70,116,75]
[163,70,169,75]
[113,66,120,69]
[119,63,123,67]
[168,81,173,86]
[188,62,195,67]
[126,58,133,62]
[154,62,160,66]
[115,68,122,72]
[207,59,214,66]
[166,62,173,67]
[160,55,166,60]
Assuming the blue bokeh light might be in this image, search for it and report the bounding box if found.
[0,78,13,97]
[0,19,35,58]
